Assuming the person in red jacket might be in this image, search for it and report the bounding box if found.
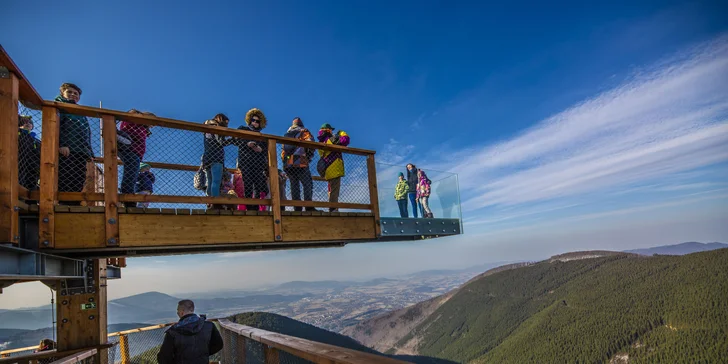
[118,109,153,207]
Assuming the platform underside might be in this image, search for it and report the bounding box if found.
[18,207,461,258]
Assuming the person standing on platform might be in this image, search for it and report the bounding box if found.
[281,117,318,211]
[157,299,223,364]
[317,123,350,212]
[394,172,409,218]
[234,108,269,211]
[406,163,419,218]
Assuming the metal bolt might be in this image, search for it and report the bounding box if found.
[429,229,432,233]
[108,218,116,224]
[453,229,457,232]
[62,318,68,324]
[43,217,49,223]
[62,300,68,305]
[384,230,388,233]
[400,230,404,233]
[89,315,95,320]
[275,219,280,224]
[416,230,420,233]
[107,238,117,245]
[89,297,94,302]
[275,235,282,240]
[43,240,50,246]
[428,222,432,225]
[442,229,446,233]
[61,290,67,295]
[399,221,403,225]
[13,235,20,241]
[383,221,387,225]
[415,221,419,225]
[452,221,456,225]
[13,206,20,212]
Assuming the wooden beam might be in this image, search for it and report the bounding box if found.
[119,193,271,206]
[102,115,119,247]
[281,216,375,242]
[119,214,274,246]
[45,102,375,156]
[0,71,19,244]
[282,200,371,210]
[48,348,97,364]
[39,106,60,248]
[92,157,328,181]
[366,155,381,237]
[217,319,407,364]
[268,139,282,241]
[56,260,108,364]
[0,45,44,107]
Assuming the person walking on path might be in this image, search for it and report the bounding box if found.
[157,299,223,364]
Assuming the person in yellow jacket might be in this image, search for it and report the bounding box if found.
[317,123,350,212]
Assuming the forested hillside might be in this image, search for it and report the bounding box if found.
[363,249,727,363]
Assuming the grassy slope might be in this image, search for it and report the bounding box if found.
[405,249,727,363]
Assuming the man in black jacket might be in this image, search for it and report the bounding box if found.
[406,163,420,218]
[157,300,223,364]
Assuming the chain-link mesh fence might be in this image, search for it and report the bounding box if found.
[17,102,43,199]
[18,103,376,212]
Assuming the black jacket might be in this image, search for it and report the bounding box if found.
[233,125,268,171]
[18,129,41,190]
[406,168,418,192]
[157,314,223,364]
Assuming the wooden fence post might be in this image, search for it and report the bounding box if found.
[0,70,19,244]
[39,106,59,248]
[366,154,381,237]
[262,344,279,364]
[101,115,119,246]
[267,139,282,241]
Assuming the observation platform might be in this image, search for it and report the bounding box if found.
[1,44,463,267]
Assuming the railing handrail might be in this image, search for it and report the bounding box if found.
[217,318,408,364]
[0,343,114,364]
[44,101,376,156]
[47,348,96,364]
[0,320,219,357]
[0,45,43,107]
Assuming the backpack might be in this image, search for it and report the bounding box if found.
[193,163,206,190]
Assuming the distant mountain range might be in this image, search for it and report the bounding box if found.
[624,242,727,256]
[0,291,307,331]
[345,248,728,363]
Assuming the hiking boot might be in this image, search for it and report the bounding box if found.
[305,207,320,212]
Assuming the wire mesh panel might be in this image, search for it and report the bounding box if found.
[275,141,371,212]
[107,327,167,364]
[17,102,42,197]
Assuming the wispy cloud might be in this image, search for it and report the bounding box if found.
[377,138,415,165]
[432,35,728,214]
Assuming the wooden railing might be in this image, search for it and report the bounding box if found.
[2,319,409,364]
[0,345,112,364]
[217,319,407,364]
[32,101,381,249]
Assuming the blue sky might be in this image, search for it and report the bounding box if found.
[1,0,728,307]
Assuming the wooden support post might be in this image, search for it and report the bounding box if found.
[366,154,381,237]
[0,71,19,244]
[119,334,130,364]
[263,344,279,364]
[267,139,282,241]
[101,115,119,246]
[39,107,60,248]
[56,259,108,364]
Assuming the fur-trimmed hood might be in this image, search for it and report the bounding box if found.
[245,108,267,129]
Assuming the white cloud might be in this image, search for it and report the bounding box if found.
[430,34,728,213]
[377,138,415,165]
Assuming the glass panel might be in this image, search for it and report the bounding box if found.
[376,162,462,220]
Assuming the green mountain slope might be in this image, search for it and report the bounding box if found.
[397,249,727,363]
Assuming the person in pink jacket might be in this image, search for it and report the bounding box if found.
[232,170,246,211]
[416,169,434,218]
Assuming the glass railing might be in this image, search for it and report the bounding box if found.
[376,162,462,221]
